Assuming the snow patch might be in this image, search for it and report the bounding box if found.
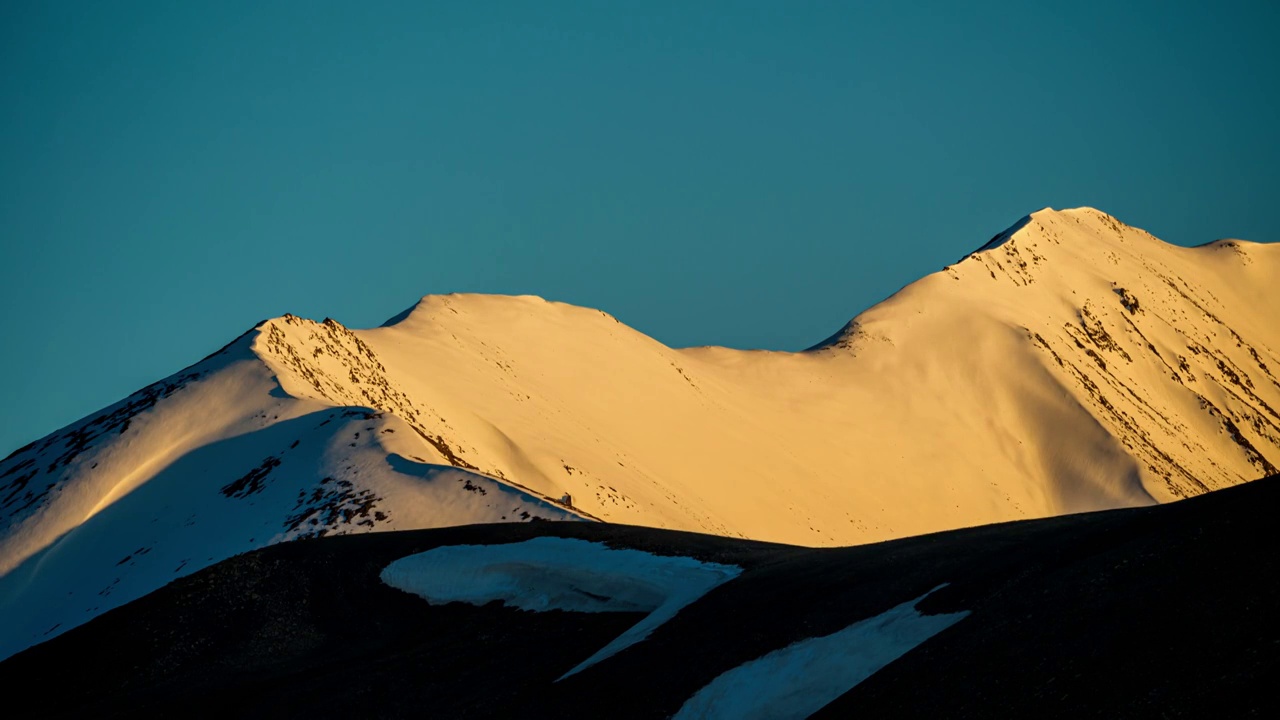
[673,586,967,720]
[379,537,741,678]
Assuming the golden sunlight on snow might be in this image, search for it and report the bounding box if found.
[257,207,1280,546]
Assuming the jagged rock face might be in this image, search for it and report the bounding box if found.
[257,315,482,471]
[1,206,1277,660]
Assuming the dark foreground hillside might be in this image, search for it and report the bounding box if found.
[4,475,1278,719]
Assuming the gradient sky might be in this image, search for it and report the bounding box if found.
[2,0,1277,453]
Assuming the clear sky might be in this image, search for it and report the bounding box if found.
[2,0,1277,454]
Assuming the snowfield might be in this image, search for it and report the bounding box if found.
[380,537,741,678]
[2,206,1278,659]
[673,587,967,720]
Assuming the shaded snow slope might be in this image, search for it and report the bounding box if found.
[2,206,1277,659]
[380,537,741,679]
[0,332,578,660]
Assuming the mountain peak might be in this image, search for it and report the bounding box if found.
[380,293,559,329]
[968,206,1130,257]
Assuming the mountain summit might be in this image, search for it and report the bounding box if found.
[2,207,1277,659]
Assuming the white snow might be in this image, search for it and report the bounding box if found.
[673,587,967,720]
[380,537,741,678]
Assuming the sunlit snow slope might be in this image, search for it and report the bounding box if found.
[2,207,1277,658]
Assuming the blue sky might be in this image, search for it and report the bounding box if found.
[2,0,1277,453]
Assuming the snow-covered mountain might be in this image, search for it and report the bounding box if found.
[2,206,1278,658]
